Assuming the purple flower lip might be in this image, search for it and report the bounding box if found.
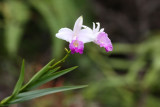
[69,40,84,54]
[105,45,113,52]
[96,32,113,52]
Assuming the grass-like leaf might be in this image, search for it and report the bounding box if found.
[0,60,25,105]
[8,85,87,104]
[25,66,78,90]
[42,66,61,77]
[12,60,25,95]
[20,59,54,92]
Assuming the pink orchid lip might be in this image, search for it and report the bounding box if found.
[105,44,113,52]
[69,40,84,54]
[96,32,113,52]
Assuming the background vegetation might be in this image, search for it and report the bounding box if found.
[0,0,160,107]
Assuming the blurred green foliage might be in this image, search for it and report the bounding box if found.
[84,34,160,107]
[2,1,29,57]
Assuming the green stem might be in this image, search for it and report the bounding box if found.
[50,50,71,68]
[0,95,13,106]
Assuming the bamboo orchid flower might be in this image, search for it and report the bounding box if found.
[56,16,93,54]
[83,22,113,52]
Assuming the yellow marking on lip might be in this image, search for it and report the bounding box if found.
[73,40,79,47]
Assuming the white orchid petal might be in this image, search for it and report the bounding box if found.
[82,25,89,29]
[73,16,83,34]
[78,28,94,43]
[100,28,104,32]
[56,28,73,43]
[93,22,96,31]
[83,26,92,31]
[95,22,100,32]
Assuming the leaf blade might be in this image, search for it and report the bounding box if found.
[42,66,61,78]
[9,85,88,104]
[26,66,78,90]
[20,59,54,92]
[12,60,25,95]
[1,60,25,105]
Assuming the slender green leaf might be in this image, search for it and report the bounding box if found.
[20,59,54,92]
[0,60,25,105]
[0,96,12,106]
[42,66,61,77]
[26,66,78,90]
[12,60,25,95]
[9,85,87,104]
